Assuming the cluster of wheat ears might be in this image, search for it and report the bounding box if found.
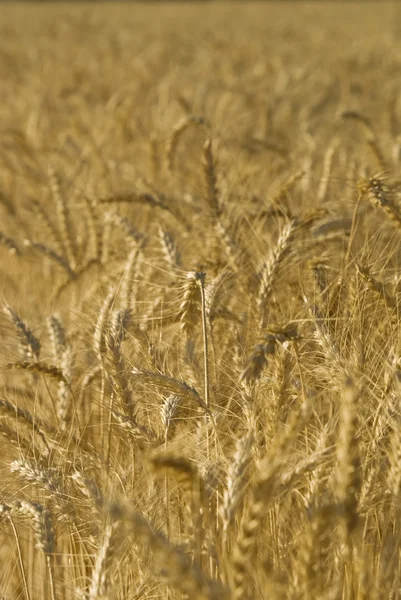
[1,3,401,600]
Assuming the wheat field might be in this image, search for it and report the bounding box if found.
[1,2,401,599]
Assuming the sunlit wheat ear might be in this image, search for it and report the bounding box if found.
[47,314,67,357]
[305,297,347,382]
[150,452,207,561]
[47,314,73,429]
[317,141,338,202]
[4,303,41,360]
[71,471,104,509]
[94,286,116,363]
[109,308,131,346]
[240,335,276,384]
[14,500,55,552]
[231,403,310,600]
[166,114,207,173]
[205,269,232,324]
[48,163,76,271]
[356,263,397,314]
[202,138,220,219]
[161,394,181,441]
[0,398,50,455]
[257,219,296,329]
[107,211,145,249]
[222,431,253,533]
[0,422,35,456]
[82,194,101,263]
[179,271,202,337]
[14,500,55,555]
[214,219,248,275]
[130,368,210,415]
[280,443,333,504]
[13,501,56,600]
[359,175,401,230]
[241,324,298,384]
[111,408,160,446]
[268,169,305,217]
[335,377,361,554]
[10,459,63,497]
[266,344,291,428]
[89,522,122,600]
[23,239,76,279]
[158,227,181,269]
[9,459,76,522]
[28,198,61,253]
[4,360,68,384]
[105,314,135,418]
[105,500,229,600]
[120,242,143,310]
[295,500,335,598]
[150,452,204,494]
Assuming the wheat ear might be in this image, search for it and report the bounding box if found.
[166,115,207,172]
[231,402,309,599]
[14,501,56,600]
[0,398,50,455]
[257,219,296,328]
[23,239,76,279]
[335,377,361,555]
[179,270,202,337]
[89,522,121,600]
[222,432,253,536]
[158,227,181,269]
[360,175,401,230]
[48,164,76,271]
[202,138,220,219]
[106,500,228,600]
[4,303,41,360]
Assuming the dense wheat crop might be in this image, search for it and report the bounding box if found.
[1,2,401,598]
